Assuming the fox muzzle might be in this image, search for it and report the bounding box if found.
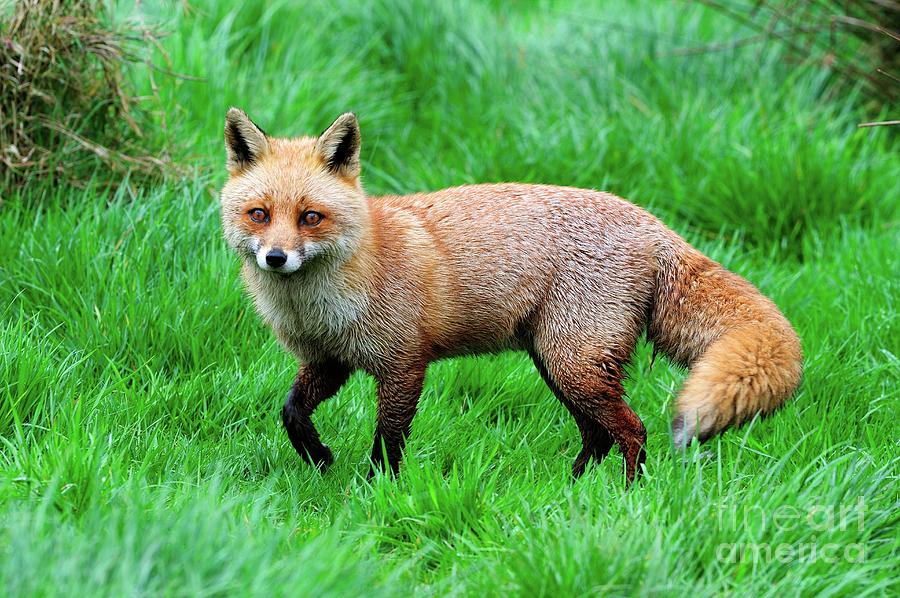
[256,246,303,274]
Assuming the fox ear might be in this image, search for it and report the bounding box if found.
[224,108,269,174]
[315,113,361,179]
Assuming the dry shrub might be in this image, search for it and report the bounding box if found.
[0,0,176,193]
[693,1,899,117]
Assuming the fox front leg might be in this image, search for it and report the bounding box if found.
[369,366,426,476]
[282,360,350,469]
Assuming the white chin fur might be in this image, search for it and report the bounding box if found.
[255,249,303,274]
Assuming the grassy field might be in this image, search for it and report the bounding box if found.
[1,0,898,595]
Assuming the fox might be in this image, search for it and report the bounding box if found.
[219,108,803,483]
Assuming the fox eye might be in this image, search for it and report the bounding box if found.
[300,211,323,226]
[248,208,268,223]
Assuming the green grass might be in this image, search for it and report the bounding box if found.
[1,0,899,595]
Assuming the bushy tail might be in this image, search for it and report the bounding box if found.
[649,244,803,448]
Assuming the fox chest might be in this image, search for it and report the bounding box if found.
[247,273,371,362]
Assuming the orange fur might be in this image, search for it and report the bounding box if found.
[649,246,803,445]
[220,109,803,481]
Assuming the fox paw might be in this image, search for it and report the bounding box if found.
[300,444,334,470]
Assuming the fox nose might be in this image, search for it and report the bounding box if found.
[265,249,287,268]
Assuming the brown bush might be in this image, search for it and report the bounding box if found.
[0,0,175,193]
[693,1,899,118]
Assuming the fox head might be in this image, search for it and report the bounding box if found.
[220,109,368,275]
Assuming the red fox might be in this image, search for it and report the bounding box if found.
[220,109,803,483]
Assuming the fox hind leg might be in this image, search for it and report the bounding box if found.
[530,350,614,477]
[535,342,647,484]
